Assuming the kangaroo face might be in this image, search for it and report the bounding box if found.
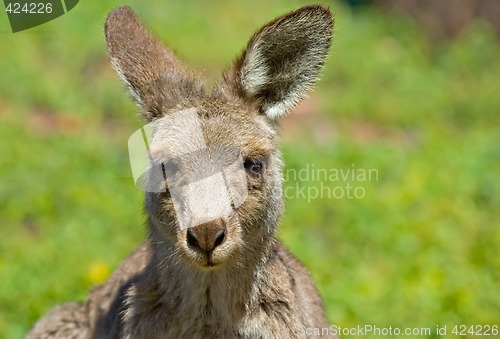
[105,5,333,269]
[143,100,282,269]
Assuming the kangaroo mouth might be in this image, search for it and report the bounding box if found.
[183,248,222,269]
[194,252,226,270]
[204,260,219,268]
[202,254,223,269]
[192,260,221,271]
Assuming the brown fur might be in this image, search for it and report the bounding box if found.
[28,5,335,339]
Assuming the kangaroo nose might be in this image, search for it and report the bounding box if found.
[186,220,227,254]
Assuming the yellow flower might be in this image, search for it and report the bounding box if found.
[88,261,110,284]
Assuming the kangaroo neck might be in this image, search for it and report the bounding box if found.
[145,236,273,318]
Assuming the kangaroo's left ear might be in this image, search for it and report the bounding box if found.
[220,5,333,119]
[105,6,204,121]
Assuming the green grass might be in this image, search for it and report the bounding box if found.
[0,1,499,338]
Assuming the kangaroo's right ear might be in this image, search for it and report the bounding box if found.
[220,5,333,120]
[105,7,203,121]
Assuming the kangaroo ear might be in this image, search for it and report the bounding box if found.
[105,7,203,120]
[221,5,333,119]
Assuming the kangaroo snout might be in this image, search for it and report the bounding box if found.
[186,219,227,254]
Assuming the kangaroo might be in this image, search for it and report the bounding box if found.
[28,4,335,339]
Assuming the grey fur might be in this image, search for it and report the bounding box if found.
[27,5,335,339]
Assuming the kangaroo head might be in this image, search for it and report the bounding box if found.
[105,5,333,270]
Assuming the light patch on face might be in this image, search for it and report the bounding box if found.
[128,107,248,230]
[172,172,233,229]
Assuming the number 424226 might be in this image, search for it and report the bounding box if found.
[5,2,53,14]
[452,325,498,336]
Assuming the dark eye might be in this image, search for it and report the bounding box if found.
[244,159,263,174]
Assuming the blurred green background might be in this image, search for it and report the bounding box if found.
[0,0,499,338]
